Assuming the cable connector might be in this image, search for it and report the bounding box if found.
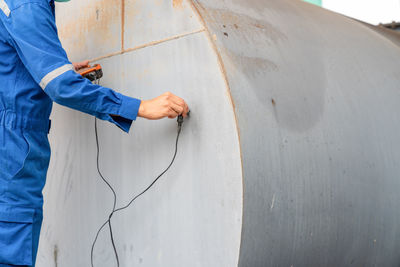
[177,115,183,134]
[177,115,184,126]
[177,110,190,131]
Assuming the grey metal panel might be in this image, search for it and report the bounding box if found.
[55,0,123,62]
[55,0,204,63]
[42,0,400,266]
[123,0,203,50]
[38,30,242,266]
[192,0,400,266]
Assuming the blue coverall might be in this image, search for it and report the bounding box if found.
[0,0,141,265]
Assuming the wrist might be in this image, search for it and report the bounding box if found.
[138,100,146,118]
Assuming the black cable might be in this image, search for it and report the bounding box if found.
[91,113,183,267]
[108,215,119,266]
[91,78,119,266]
[114,124,181,213]
[91,117,119,267]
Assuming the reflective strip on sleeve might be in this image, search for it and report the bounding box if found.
[39,64,74,90]
[0,0,10,17]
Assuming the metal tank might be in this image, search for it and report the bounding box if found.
[37,0,400,266]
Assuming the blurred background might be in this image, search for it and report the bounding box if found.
[304,0,400,25]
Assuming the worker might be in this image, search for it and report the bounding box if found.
[0,0,189,265]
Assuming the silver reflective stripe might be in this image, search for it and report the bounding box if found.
[0,0,10,17]
[39,64,74,90]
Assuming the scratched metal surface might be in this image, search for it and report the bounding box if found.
[37,1,242,266]
[192,0,400,266]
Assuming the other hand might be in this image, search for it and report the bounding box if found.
[72,60,90,71]
[138,92,189,120]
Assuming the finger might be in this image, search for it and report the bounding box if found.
[168,107,179,119]
[76,61,90,70]
[171,96,188,117]
[170,94,186,108]
[176,100,188,117]
[74,64,83,71]
[72,63,79,71]
[182,102,189,117]
[172,98,188,118]
[170,102,184,115]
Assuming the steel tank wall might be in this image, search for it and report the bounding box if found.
[191,0,400,266]
[37,0,242,266]
[37,0,400,266]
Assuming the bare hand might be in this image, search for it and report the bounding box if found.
[138,92,189,120]
[72,60,90,71]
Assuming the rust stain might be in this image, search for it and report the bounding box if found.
[123,28,204,54]
[90,28,205,63]
[123,0,144,48]
[90,51,122,63]
[124,0,140,37]
[125,0,140,18]
[57,0,122,55]
[173,0,183,9]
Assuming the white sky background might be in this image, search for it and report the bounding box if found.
[323,0,400,25]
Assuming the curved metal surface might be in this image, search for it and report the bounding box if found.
[38,0,400,266]
[38,1,242,266]
[192,0,400,266]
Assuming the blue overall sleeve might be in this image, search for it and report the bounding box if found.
[1,1,140,133]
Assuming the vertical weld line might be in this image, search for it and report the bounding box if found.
[121,0,125,51]
[187,1,244,267]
